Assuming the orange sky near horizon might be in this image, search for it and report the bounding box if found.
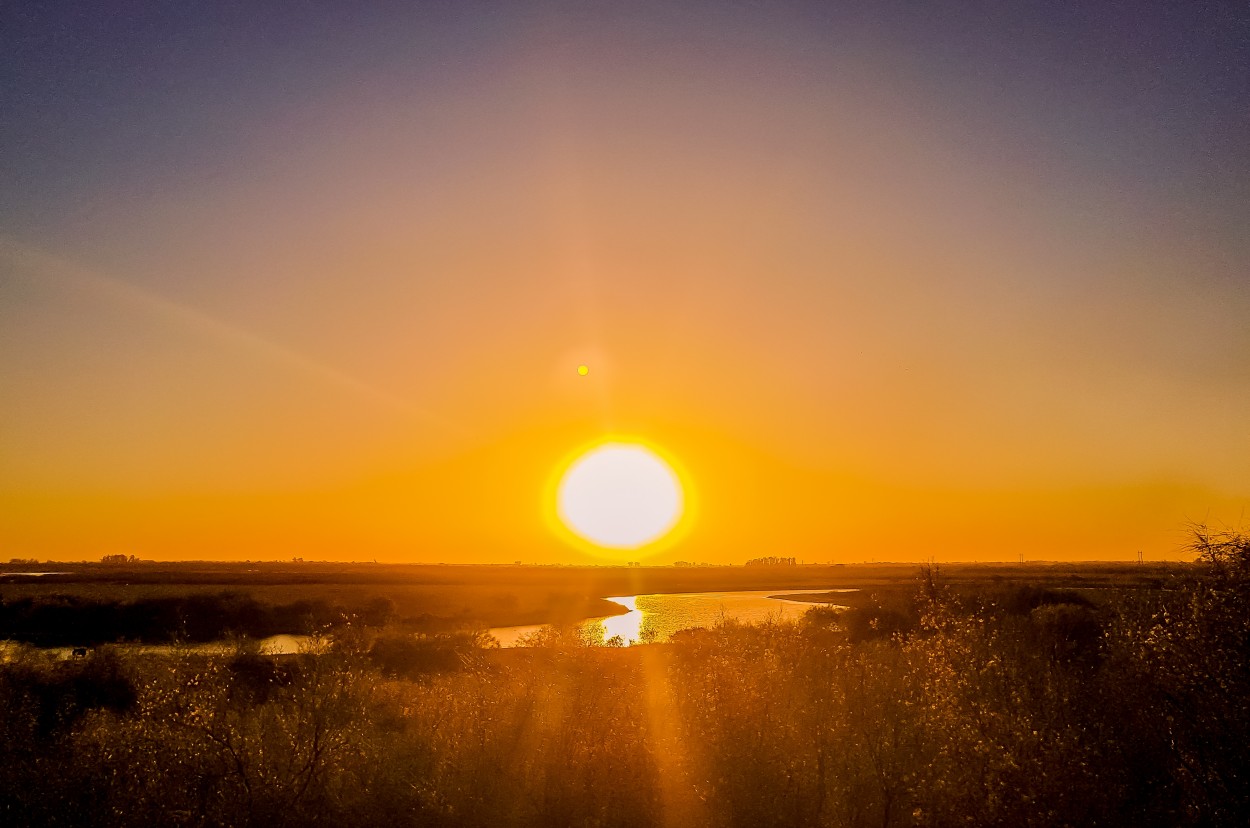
[2,4,1247,564]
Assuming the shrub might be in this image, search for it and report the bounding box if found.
[368,631,489,679]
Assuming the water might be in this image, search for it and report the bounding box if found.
[490,589,853,647]
[1,634,312,660]
[2,591,852,656]
[130,634,312,657]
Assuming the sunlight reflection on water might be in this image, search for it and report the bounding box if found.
[0,634,314,661]
[490,590,851,647]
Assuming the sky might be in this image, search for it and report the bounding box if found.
[2,1,1248,563]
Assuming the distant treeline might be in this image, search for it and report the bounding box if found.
[0,592,394,647]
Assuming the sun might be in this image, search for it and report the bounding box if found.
[555,441,684,551]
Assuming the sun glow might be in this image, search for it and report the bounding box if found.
[555,442,685,552]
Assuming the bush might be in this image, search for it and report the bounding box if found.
[1,648,137,738]
[368,631,490,679]
[3,532,1250,826]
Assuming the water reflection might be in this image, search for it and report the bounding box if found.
[491,589,850,647]
[601,596,640,643]
[1,634,314,661]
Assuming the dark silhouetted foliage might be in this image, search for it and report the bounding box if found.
[2,529,1249,826]
[368,631,491,679]
[0,591,393,647]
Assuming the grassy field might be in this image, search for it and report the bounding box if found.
[0,534,1245,827]
[0,559,1176,631]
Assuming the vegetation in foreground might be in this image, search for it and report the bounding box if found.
[2,529,1249,827]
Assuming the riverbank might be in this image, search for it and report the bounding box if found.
[0,561,1174,648]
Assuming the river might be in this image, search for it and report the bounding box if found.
[2,590,851,657]
[489,589,853,647]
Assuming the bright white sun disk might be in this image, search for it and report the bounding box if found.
[557,443,683,549]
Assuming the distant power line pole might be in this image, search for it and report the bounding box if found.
[1137,550,1144,564]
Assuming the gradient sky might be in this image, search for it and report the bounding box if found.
[2,1,1247,563]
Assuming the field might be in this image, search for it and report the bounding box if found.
[0,559,1174,641]
[2,544,1247,826]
